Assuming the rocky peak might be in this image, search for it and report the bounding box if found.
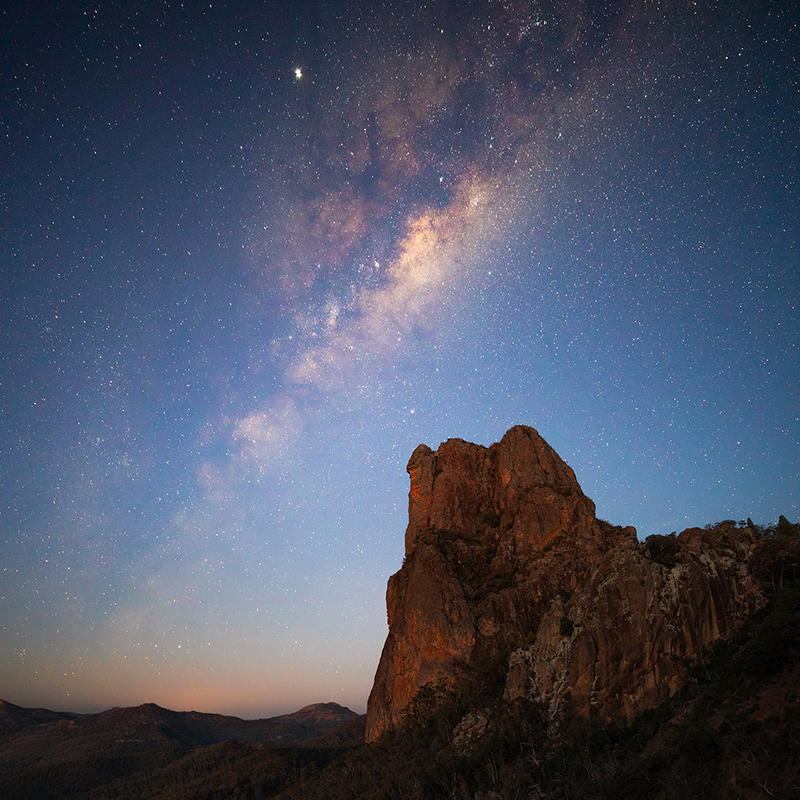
[366,426,620,742]
[365,426,765,743]
[405,425,597,554]
[506,523,763,731]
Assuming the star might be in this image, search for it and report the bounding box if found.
[294,67,303,80]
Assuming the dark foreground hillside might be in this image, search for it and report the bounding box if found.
[275,586,799,800]
[1,587,797,800]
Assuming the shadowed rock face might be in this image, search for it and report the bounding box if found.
[366,426,765,743]
[507,524,764,729]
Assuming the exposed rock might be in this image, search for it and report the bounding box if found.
[367,425,621,741]
[451,709,493,755]
[403,425,597,556]
[366,426,766,743]
[510,524,764,729]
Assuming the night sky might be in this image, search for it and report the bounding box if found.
[2,0,797,718]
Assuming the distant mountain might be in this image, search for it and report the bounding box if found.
[0,699,81,735]
[274,702,361,728]
[0,700,359,773]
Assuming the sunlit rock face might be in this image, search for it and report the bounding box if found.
[403,425,598,556]
[366,426,620,741]
[366,426,765,743]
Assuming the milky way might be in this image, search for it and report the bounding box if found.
[2,0,797,717]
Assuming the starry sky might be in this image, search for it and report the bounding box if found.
[2,0,797,718]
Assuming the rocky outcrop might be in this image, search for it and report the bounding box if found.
[366,426,620,741]
[403,425,597,556]
[505,524,763,728]
[365,426,765,743]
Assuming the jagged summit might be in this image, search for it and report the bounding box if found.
[366,426,765,742]
[404,425,598,555]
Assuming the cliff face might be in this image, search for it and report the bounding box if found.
[403,425,597,555]
[365,426,764,743]
[506,524,763,728]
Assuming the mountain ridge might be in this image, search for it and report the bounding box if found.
[0,699,359,772]
[2,426,797,798]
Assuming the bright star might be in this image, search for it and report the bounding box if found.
[294,67,303,80]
